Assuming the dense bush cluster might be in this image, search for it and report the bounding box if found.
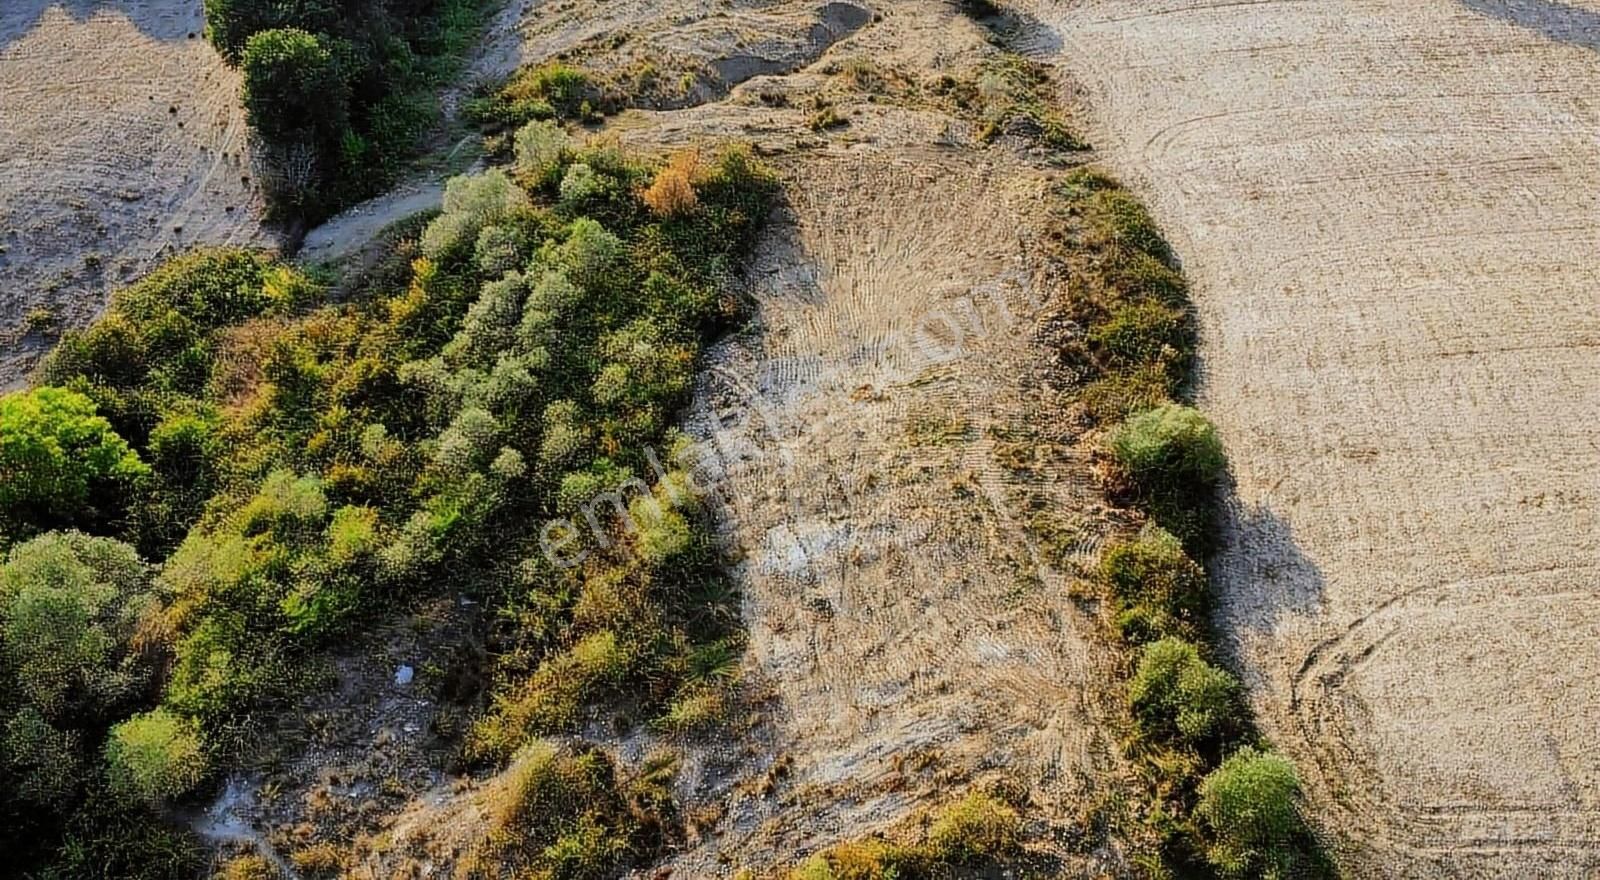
[4,137,776,876]
[465,62,614,132]
[0,531,198,876]
[204,0,490,219]
[1052,168,1329,878]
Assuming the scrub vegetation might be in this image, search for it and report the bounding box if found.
[0,130,776,877]
[204,0,496,220]
[1050,167,1332,879]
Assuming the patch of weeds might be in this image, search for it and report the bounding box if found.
[465,62,614,132]
[906,409,971,447]
[22,305,58,335]
[808,101,849,132]
[972,54,1088,151]
[1100,524,1208,644]
[782,789,1025,878]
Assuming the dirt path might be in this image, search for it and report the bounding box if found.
[1020,0,1600,875]
[0,0,273,386]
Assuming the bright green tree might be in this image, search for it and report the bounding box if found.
[0,387,149,542]
[1197,747,1311,879]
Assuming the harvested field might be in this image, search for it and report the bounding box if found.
[1020,0,1600,875]
[0,0,273,387]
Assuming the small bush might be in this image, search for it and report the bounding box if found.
[642,150,701,217]
[1127,638,1240,749]
[1197,747,1310,879]
[514,119,569,175]
[924,790,1021,863]
[1101,524,1208,643]
[104,709,207,803]
[789,839,910,880]
[1110,404,1226,490]
[467,62,602,130]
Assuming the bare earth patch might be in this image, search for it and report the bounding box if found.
[1022,0,1600,875]
[0,0,274,386]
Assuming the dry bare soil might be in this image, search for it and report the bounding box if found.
[0,0,273,387]
[1018,0,1600,875]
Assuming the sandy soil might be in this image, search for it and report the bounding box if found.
[1017,0,1600,875]
[0,0,274,387]
[250,2,1146,875]
[664,144,1131,871]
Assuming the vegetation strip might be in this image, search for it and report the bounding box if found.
[0,125,776,877]
[1051,167,1335,879]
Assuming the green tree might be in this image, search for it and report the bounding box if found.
[0,387,149,542]
[1197,747,1310,879]
[241,28,351,149]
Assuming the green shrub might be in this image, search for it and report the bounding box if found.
[924,790,1021,863]
[1101,525,1208,643]
[466,62,603,131]
[1127,638,1240,749]
[514,119,570,176]
[0,531,160,717]
[1196,747,1310,879]
[104,709,206,803]
[0,387,149,542]
[788,839,911,880]
[1089,300,1190,374]
[1110,404,1226,490]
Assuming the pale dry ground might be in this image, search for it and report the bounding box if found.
[1012,0,1600,875]
[0,0,274,386]
[665,147,1131,872]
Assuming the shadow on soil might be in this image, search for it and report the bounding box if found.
[1212,492,1327,639]
[1458,0,1600,52]
[0,0,196,52]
